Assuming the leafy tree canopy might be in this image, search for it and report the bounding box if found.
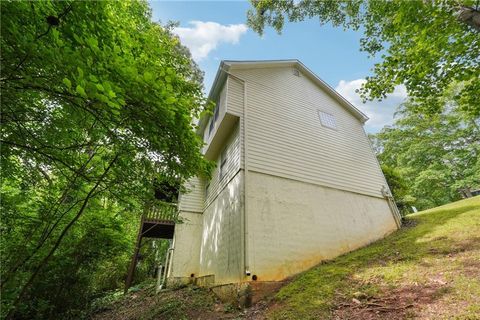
[372,89,480,211]
[1,1,211,318]
[247,0,480,118]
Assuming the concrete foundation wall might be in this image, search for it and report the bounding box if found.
[199,170,244,284]
[246,171,398,281]
[169,211,203,279]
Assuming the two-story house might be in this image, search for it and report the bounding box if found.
[166,60,401,289]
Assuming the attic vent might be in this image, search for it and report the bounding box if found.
[292,68,300,77]
[318,111,337,130]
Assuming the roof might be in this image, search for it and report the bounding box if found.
[198,59,369,133]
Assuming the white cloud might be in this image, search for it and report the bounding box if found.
[335,79,407,133]
[173,21,248,61]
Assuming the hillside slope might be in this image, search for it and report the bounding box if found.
[92,197,480,320]
[263,196,480,320]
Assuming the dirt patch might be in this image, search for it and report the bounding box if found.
[461,258,480,278]
[90,286,242,320]
[332,283,448,320]
[452,237,480,253]
[401,218,418,228]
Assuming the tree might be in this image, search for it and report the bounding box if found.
[247,0,480,118]
[378,163,415,215]
[372,94,480,211]
[1,1,211,318]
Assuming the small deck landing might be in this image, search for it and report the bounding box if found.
[124,201,178,293]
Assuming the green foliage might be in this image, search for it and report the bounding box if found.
[1,1,211,318]
[372,94,480,211]
[247,0,480,119]
[379,164,415,215]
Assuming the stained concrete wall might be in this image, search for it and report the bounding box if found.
[169,211,203,280]
[246,171,397,281]
[199,170,244,284]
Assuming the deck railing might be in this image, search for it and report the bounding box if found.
[143,201,178,222]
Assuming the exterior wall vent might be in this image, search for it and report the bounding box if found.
[318,110,337,130]
[292,68,300,77]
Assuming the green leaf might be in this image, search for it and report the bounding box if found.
[165,96,176,104]
[96,83,104,92]
[77,67,84,80]
[76,85,86,97]
[62,78,72,89]
[73,33,83,44]
[87,37,98,48]
[143,71,153,82]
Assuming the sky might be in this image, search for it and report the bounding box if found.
[149,1,407,133]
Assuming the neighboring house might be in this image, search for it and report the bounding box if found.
[167,60,401,288]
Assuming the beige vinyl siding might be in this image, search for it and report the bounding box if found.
[204,121,241,209]
[226,75,245,167]
[226,75,244,116]
[203,83,227,145]
[178,177,205,213]
[231,66,387,198]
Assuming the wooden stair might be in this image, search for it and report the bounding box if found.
[124,201,178,293]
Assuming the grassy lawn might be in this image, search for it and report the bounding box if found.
[266,196,480,320]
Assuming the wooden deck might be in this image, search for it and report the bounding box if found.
[125,201,178,293]
[141,201,178,238]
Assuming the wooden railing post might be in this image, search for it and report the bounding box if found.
[124,215,144,294]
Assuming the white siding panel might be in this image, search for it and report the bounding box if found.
[203,83,228,146]
[231,67,387,198]
[205,122,241,208]
[226,76,244,116]
[178,177,204,213]
[226,76,245,168]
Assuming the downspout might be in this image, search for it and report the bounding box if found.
[243,79,250,277]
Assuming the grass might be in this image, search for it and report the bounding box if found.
[267,196,480,319]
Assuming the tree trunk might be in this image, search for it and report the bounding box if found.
[5,154,119,320]
[457,5,480,31]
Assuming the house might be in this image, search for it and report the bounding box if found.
[166,60,401,290]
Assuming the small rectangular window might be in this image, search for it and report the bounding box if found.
[208,117,214,134]
[318,111,337,130]
[219,148,227,180]
[208,98,220,137]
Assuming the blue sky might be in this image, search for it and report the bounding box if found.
[150,1,407,132]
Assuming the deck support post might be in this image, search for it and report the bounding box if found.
[124,215,144,294]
